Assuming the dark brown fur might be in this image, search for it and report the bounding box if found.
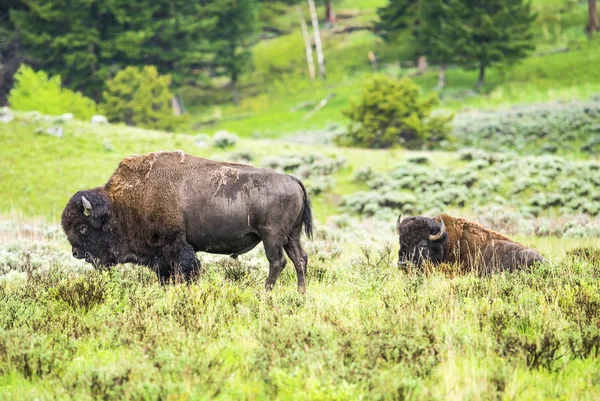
[62,151,313,290]
[396,213,545,273]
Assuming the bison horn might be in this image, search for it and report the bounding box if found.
[396,214,403,235]
[81,196,92,217]
[429,217,446,241]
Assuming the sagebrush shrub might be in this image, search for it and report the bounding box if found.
[212,130,239,149]
[452,100,600,155]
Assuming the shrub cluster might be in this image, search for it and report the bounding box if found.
[212,130,239,149]
[451,98,600,156]
[260,152,347,195]
[344,150,600,223]
[335,75,453,149]
[8,65,99,120]
[102,66,180,131]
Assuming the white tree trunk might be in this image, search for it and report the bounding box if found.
[307,0,326,80]
[171,96,182,116]
[296,6,316,82]
[438,64,446,89]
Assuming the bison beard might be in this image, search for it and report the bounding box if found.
[61,151,313,291]
[396,214,545,273]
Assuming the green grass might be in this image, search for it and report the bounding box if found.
[0,113,415,221]
[2,112,599,223]
[0,220,599,400]
[190,37,600,138]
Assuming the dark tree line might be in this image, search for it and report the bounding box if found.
[0,0,259,105]
[0,0,340,105]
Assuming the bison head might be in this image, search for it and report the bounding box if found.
[396,215,447,268]
[61,189,118,267]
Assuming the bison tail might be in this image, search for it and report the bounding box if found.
[292,176,314,240]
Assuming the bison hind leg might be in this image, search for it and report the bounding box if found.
[263,238,287,291]
[284,239,308,293]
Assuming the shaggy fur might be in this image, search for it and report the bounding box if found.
[62,151,313,290]
[397,213,545,273]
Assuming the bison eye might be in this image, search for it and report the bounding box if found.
[79,225,88,235]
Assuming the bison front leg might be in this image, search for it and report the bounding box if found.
[162,241,201,283]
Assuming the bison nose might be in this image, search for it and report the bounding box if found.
[72,247,84,259]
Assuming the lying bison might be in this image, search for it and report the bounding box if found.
[396,214,545,272]
[61,151,313,291]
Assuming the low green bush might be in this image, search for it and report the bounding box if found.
[102,66,180,131]
[335,75,453,149]
[8,65,98,120]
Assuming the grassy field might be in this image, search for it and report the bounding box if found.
[2,0,600,390]
[0,112,427,220]
[0,215,599,400]
[0,110,599,399]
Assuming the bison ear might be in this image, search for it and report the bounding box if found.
[80,192,111,229]
[396,214,403,235]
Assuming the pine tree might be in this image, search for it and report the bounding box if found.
[375,0,419,45]
[0,0,25,104]
[102,65,178,130]
[105,0,213,86]
[204,0,259,105]
[10,0,116,99]
[415,0,463,88]
[454,0,537,90]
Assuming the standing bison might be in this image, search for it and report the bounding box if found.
[61,151,313,291]
[396,214,545,272]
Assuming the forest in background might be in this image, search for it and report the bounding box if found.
[1,0,599,134]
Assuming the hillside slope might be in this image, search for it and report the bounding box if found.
[186,0,599,137]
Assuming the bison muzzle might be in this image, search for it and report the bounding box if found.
[62,151,314,291]
[396,213,545,272]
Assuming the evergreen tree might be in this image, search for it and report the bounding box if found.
[105,0,213,86]
[10,0,116,99]
[415,0,464,88]
[376,0,536,90]
[205,0,259,105]
[375,0,419,46]
[102,65,179,130]
[1,0,26,104]
[454,0,536,90]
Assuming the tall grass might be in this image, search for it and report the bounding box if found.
[0,228,599,400]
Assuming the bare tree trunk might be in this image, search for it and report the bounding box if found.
[88,43,100,100]
[307,0,326,80]
[417,56,427,75]
[231,74,239,106]
[368,51,377,71]
[438,64,446,89]
[297,6,316,82]
[325,0,336,26]
[171,96,182,116]
[477,64,485,91]
[587,0,599,37]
